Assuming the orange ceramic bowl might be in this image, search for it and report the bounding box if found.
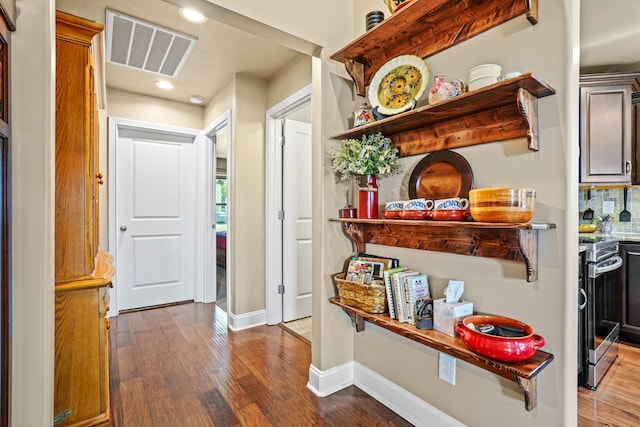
[430,209,470,221]
[382,210,401,219]
[454,315,545,362]
[469,187,535,223]
[399,210,429,220]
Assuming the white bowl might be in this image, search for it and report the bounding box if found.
[469,76,498,90]
[469,63,502,79]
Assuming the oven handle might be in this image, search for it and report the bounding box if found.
[593,255,623,276]
[579,288,587,310]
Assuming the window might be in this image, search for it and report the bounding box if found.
[215,178,227,227]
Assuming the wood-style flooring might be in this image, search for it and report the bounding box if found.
[108,302,412,427]
[578,342,640,426]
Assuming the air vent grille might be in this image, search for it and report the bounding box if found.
[106,9,197,78]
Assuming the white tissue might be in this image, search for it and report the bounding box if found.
[444,280,464,303]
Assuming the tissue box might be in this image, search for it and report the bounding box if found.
[433,298,473,337]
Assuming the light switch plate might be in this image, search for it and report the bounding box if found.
[603,200,615,215]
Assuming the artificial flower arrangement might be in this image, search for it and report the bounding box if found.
[330,132,403,180]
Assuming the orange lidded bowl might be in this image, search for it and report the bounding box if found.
[469,187,535,223]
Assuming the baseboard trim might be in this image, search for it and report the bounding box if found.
[228,309,266,331]
[306,361,464,427]
[307,362,354,397]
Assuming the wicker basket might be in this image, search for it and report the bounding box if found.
[334,272,387,314]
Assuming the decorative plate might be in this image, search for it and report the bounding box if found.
[408,151,473,200]
[368,55,429,116]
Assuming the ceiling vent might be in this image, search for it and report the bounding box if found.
[105,9,198,78]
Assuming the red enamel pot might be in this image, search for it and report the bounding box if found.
[454,315,545,362]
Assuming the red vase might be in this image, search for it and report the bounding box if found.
[357,174,378,219]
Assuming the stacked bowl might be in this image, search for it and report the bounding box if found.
[468,64,502,91]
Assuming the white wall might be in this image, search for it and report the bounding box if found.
[11,0,56,425]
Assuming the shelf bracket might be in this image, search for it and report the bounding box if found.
[517,88,539,151]
[517,229,538,282]
[342,221,366,254]
[516,375,538,411]
[345,59,366,97]
[525,0,539,25]
[342,307,366,332]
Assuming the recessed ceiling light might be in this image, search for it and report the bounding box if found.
[179,8,208,23]
[189,95,204,104]
[155,81,175,90]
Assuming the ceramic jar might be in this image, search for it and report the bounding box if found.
[353,102,375,127]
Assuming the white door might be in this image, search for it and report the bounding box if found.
[282,119,312,321]
[115,126,197,311]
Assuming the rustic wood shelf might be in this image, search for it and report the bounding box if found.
[330,297,553,411]
[331,0,538,96]
[331,218,556,282]
[331,73,555,155]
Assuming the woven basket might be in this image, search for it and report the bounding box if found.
[334,272,387,314]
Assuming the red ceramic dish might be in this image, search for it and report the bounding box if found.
[381,210,401,219]
[399,210,429,220]
[430,209,470,221]
[454,315,545,362]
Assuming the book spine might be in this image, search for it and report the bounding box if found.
[383,270,397,320]
[403,275,413,325]
[392,272,405,322]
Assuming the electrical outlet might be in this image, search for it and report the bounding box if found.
[438,352,456,385]
[603,200,615,215]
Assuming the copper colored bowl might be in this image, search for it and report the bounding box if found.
[469,187,535,223]
[430,209,470,221]
[382,210,401,219]
[454,315,545,362]
[399,210,429,220]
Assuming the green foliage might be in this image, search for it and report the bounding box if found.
[330,133,403,180]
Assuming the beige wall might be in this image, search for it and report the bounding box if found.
[267,54,312,108]
[107,87,204,129]
[11,0,56,425]
[230,74,268,314]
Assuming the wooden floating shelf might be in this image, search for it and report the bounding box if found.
[330,298,554,411]
[331,218,556,282]
[331,0,538,96]
[331,74,555,156]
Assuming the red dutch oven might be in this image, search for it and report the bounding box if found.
[454,315,545,362]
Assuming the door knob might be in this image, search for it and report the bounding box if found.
[120,225,127,231]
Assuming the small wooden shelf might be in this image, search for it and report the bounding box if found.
[331,73,555,155]
[331,218,556,282]
[330,298,553,411]
[331,0,538,96]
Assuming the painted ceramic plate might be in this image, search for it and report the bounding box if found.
[368,55,429,116]
[408,151,473,200]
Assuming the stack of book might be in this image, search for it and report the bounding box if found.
[383,267,431,326]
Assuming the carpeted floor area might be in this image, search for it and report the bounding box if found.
[281,317,312,343]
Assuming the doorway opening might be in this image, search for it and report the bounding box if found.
[265,85,312,327]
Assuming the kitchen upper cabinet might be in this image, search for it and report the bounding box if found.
[619,242,640,345]
[579,73,640,184]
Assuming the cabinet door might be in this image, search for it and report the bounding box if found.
[620,243,640,344]
[54,284,110,426]
[579,84,633,184]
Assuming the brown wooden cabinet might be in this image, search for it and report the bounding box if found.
[618,242,640,345]
[55,11,110,427]
[579,73,640,184]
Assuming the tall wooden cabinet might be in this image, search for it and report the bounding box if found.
[55,11,111,427]
[579,73,640,184]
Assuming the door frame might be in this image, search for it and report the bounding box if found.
[108,117,202,316]
[200,110,233,312]
[265,85,312,325]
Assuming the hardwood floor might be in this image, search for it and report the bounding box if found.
[109,302,412,426]
[578,342,640,426]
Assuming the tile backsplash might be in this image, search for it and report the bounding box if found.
[579,187,640,233]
